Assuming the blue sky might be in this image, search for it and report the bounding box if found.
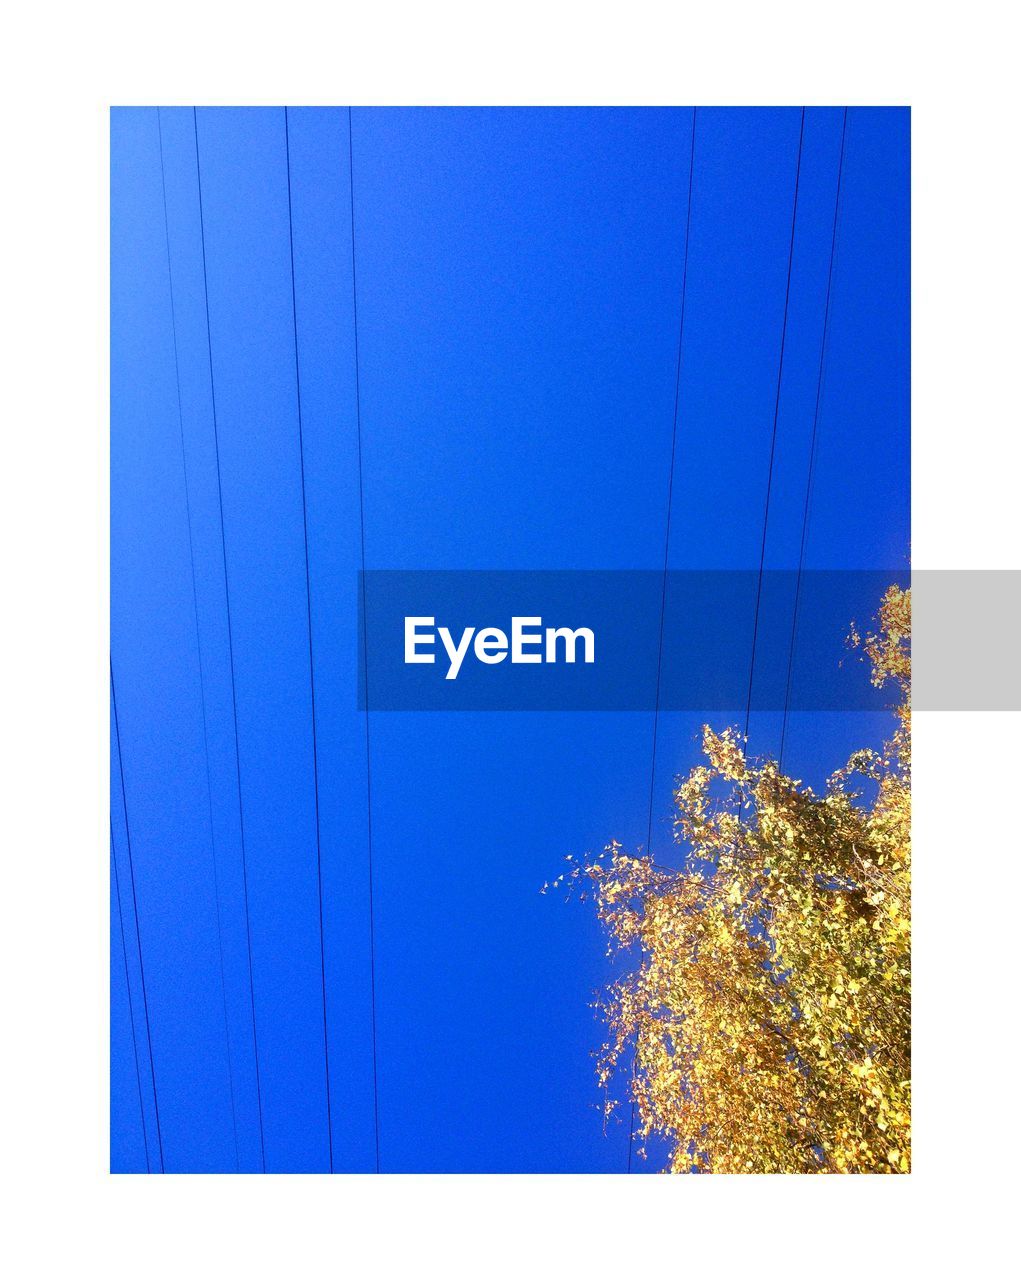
[111,106,909,1173]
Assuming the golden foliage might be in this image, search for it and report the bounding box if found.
[565,586,910,1173]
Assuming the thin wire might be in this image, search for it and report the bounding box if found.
[156,106,240,1172]
[348,106,382,1173]
[111,819,151,1172]
[779,108,849,772]
[283,105,335,1173]
[628,107,698,1175]
[645,109,697,880]
[192,106,267,1172]
[111,662,165,1172]
[743,107,806,744]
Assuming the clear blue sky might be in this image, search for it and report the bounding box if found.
[111,106,909,1172]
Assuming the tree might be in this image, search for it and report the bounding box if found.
[557,585,910,1173]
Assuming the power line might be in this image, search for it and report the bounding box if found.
[743,107,806,745]
[111,662,165,1172]
[192,106,267,1172]
[156,106,240,1172]
[644,109,698,883]
[779,108,849,773]
[111,819,151,1172]
[628,106,698,1175]
[348,105,382,1174]
[283,105,335,1173]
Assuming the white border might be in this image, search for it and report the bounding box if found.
[4,2,1018,1274]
